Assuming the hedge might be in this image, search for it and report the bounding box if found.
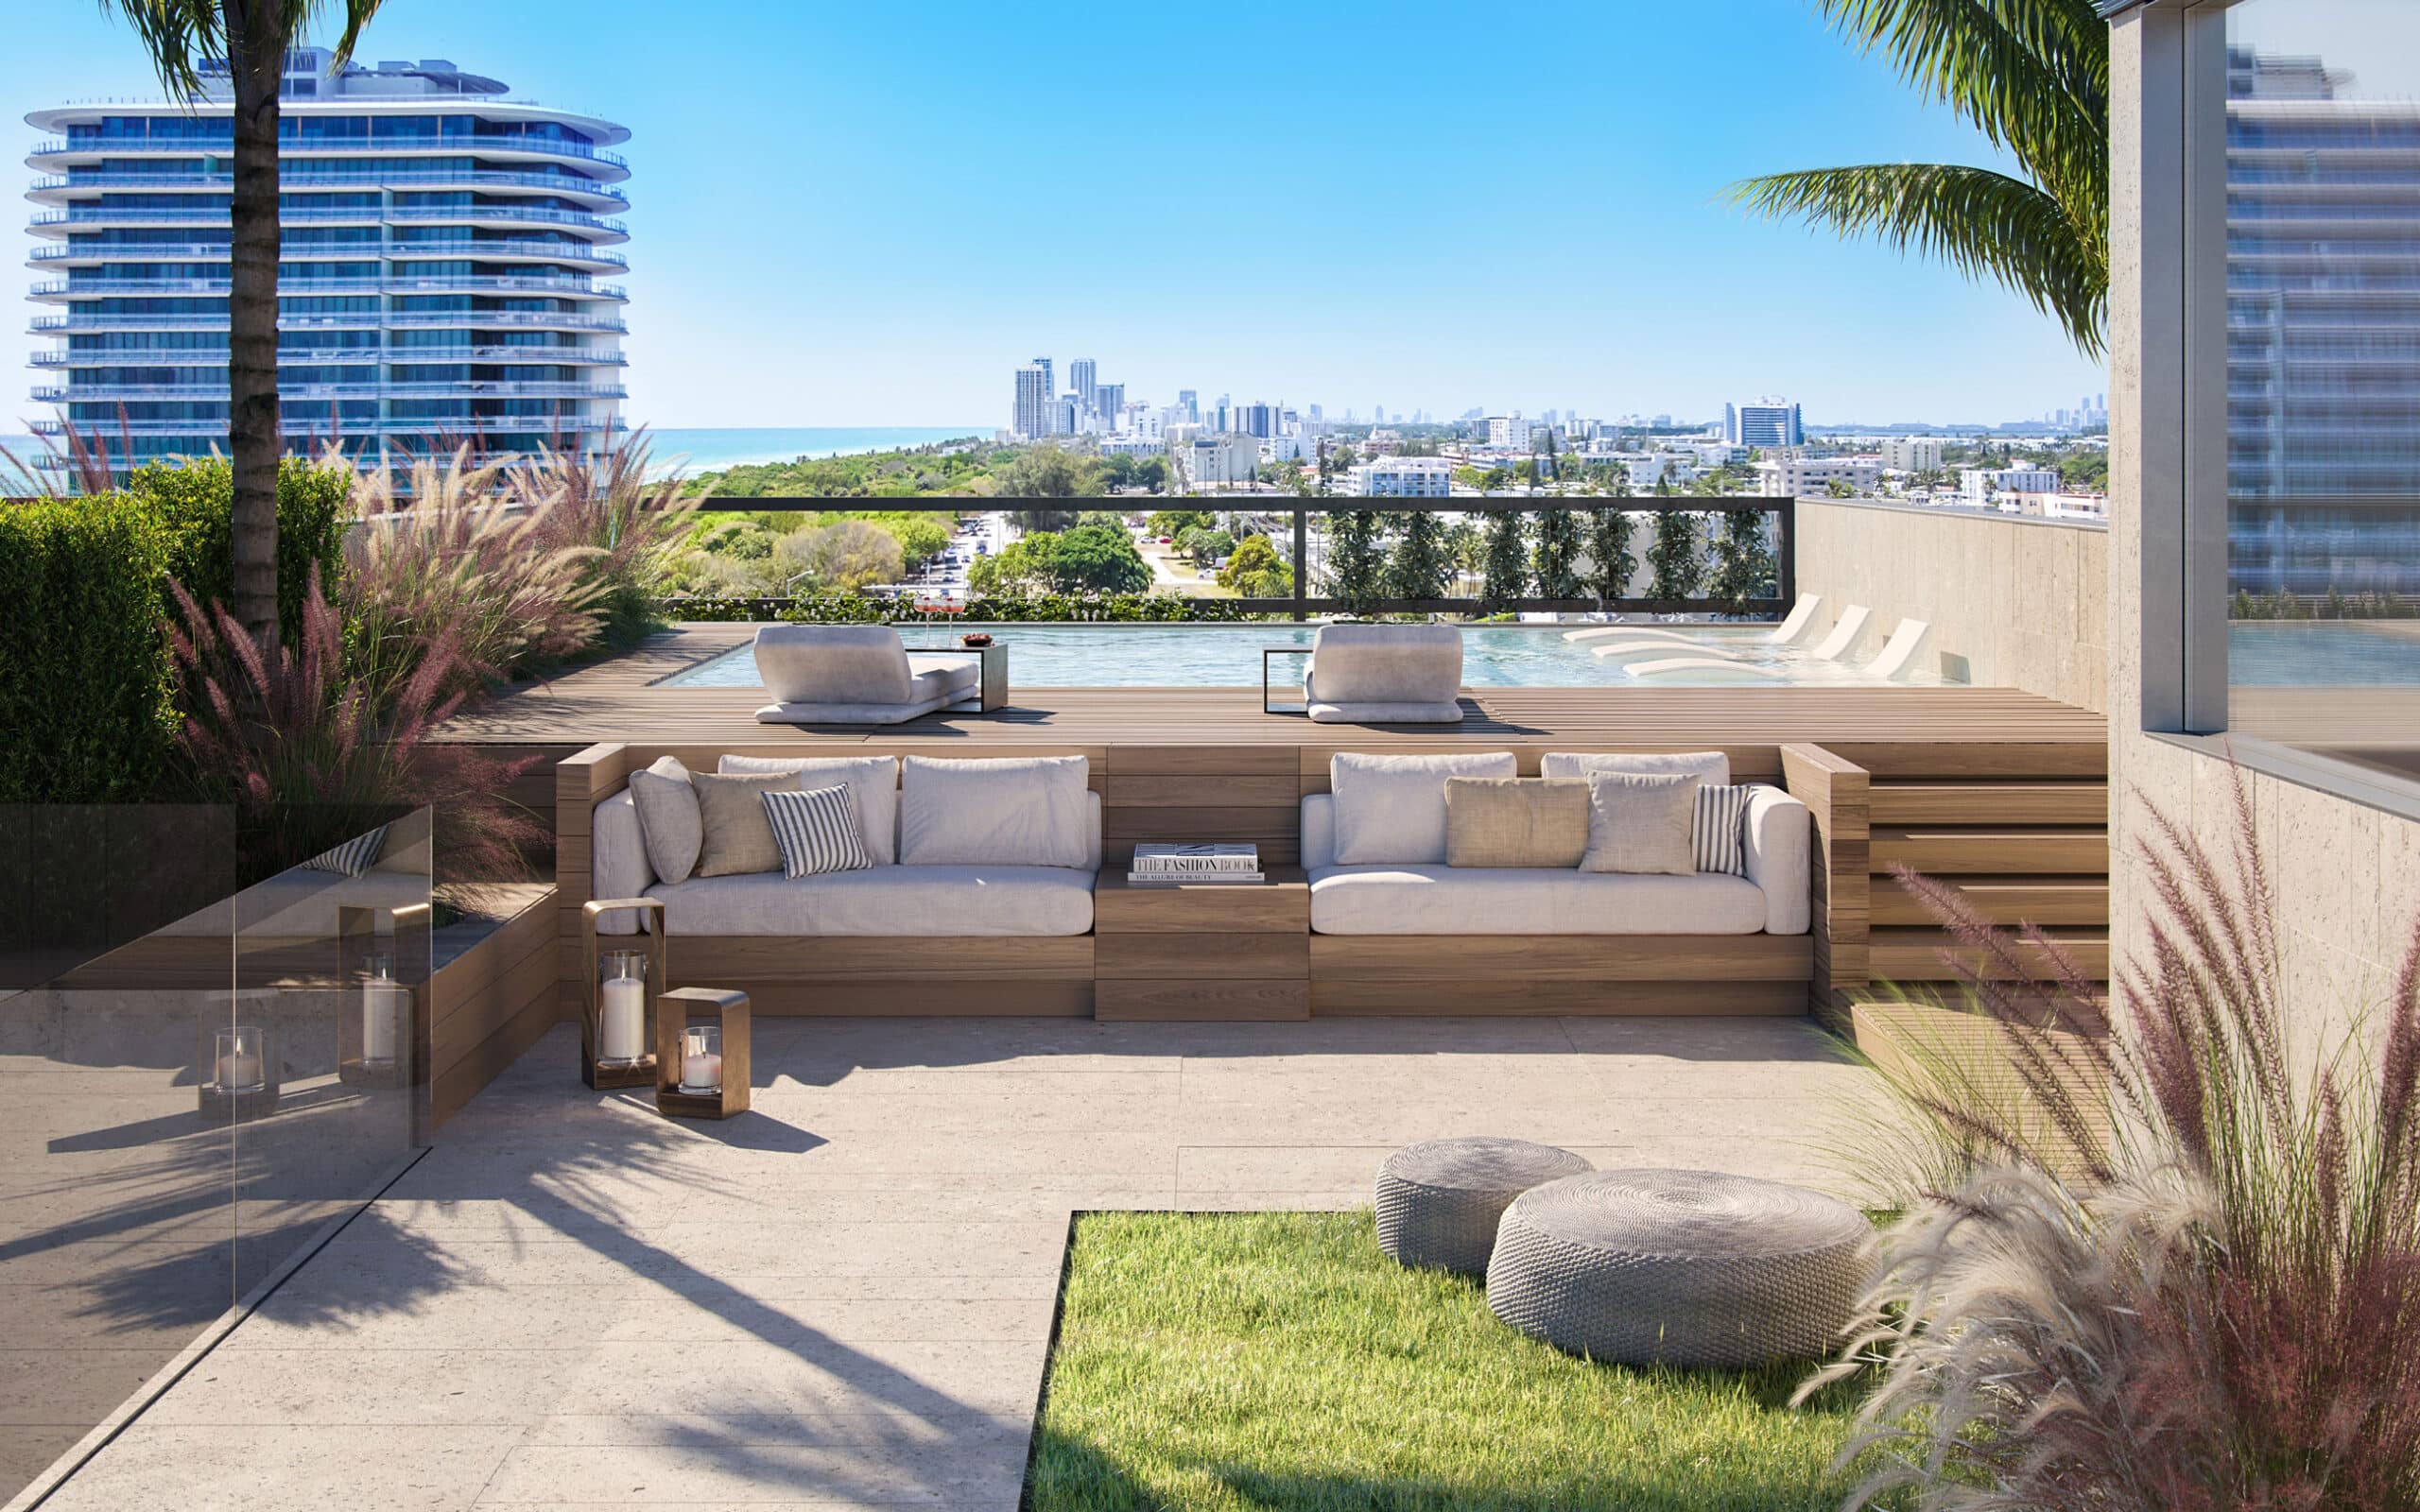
[128,455,352,644]
[667,592,1277,624]
[0,495,174,803]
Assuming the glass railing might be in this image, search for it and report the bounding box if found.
[0,805,431,1505]
[29,241,628,268]
[33,312,629,333]
[29,345,628,366]
[34,277,626,299]
[33,133,631,169]
[35,381,630,402]
[35,206,628,235]
[32,416,629,436]
[33,169,626,199]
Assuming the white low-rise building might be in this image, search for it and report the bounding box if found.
[1879,437,1945,472]
[1486,413,1532,450]
[1099,433,1166,458]
[1345,456,1454,497]
[1184,433,1261,488]
[1961,465,2062,503]
[1755,455,1881,497]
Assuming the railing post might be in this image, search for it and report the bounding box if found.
[1292,506,1308,622]
[1777,496,1797,611]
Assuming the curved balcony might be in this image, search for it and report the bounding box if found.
[31,345,629,367]
[30,169,626,205]
[33,275,627,301]
[33,311,628,334]
[32,414,631,438]
[32,239,629,271]
[31,133,630,175]
[35,380,630,403]
[33,204,628,239]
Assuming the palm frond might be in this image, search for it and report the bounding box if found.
[1731,161,2106,356]
[97,0,221,102]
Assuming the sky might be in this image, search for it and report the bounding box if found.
[3,0,2119,430]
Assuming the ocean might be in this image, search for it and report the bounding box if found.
[640,426,988,476]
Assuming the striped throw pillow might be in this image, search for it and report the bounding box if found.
[762,784,873,879]
[1692,785,1754,876]
[302,824,387,877]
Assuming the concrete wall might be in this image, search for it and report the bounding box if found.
[1794,498,2108,712]
[2105,6,2420,1055]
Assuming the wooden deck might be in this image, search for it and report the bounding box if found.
[441,624,2109,760]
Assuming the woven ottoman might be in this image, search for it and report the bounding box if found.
[1374,1137,1594,1276]
[1485,1169,1870,1367]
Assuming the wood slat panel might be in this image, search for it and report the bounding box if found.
[1096,978,1310,1021]
[1105,773,1302,807]
[1311,980,1806,1016]
[1872,828,2111,875]
[735,980,1093,1016]
[666,936,1094,982]
[1095,868,1309,932]
[1097,933,1308,979]
[1307,934,1813,982]
[1784,744,1870,996]
[1869,927,2111,980]
[1872,875,2110,927]
[1871,782,2109,826]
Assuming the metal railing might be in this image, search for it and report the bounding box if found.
[689,494,1794,621]
[33,276,624,298]
[29,344,626,366]
[34,205,628,234]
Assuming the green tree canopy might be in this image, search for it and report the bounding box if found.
[1322,510,1388,612]
[1532,509,1585,599]
[1046,524,1153,593]
[1647,511,1705,602]
[1479,511,1530,610]
[1387,511,1453,601]
[1218,534,1293,597]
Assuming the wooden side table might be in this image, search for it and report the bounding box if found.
[1093,865,1310,1021]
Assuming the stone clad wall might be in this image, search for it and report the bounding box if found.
[1793,498,2109,713]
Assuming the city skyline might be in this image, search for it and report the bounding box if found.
[6,0,2125,429]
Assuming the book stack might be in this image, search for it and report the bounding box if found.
[1129,843,1263,885]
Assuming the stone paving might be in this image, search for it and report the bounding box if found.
[35,1014,1876,1511]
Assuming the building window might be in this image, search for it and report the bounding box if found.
[2183,0,2420,791]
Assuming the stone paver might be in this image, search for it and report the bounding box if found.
[36,1015,1874,1511]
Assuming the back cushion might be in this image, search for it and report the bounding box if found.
[1541,749,1731,786]
[900,755,1092,868]
[1330,750,1519,865]
[1310,624,1463,703]
[719,754,901,865]
[752,625,911,705]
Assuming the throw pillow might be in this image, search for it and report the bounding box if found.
[627,755,702,884]
[1443,778,1589,868]
[1693,783,1756,877]
[899,755,1091,868]
[761,784,873,878]
[690,769,801,877]
[1579,771,1700,875]
[717,754,900,865]
[1330,751,1520,865]
[1541,749,1731,785]
[302,824,387,877]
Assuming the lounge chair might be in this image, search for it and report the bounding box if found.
[1561,594,1824,647]
[1628,610,1933,684]
[1303,623,1464,724]
[1859,617,1933,680]
[752,624,981,725]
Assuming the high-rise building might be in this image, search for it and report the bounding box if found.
[1486,413,1531,450]
[1031,357,1053,406]
[1236,401,1274,438]
[2225,48,2420,593]
[1067,357,1097,416]
[1092,381,1124,422]
[1722,398,1803,449]
[1177,388,1198,423]
[26,49,630,479]
[1012,364,1051,439]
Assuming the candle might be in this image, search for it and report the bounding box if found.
[682,1050,721,1094]
[363,975,407,1063]
[216,1051,264,1091]
[599,977,647,1063]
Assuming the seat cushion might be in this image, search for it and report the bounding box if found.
[1308,866,1769,935]
[901,755,1092,868]
[1307,698,1466,724]
[755,694,956,726]
[645,866,1095,936]
[754,624,915,704]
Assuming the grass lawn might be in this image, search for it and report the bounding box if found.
[1024,1211,1880,1512]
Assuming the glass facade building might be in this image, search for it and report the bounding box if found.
[25,50,629,479]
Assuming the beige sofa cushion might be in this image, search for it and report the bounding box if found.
[717,754,901,865]
[627,755,701,883]
[646,865,1094,936]
[1330,750,1518,865]
[1581,772,1700,875]
[1443,778,1589,868]
[1308,865,1768,935]
[1541,750,1731,785]
[691,770,800,877]
[900,755,1091,868]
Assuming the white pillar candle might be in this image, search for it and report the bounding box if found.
[682,1050,721,1093]
[216,1051,263,1091]
[599,978,647,1062]
[363,976,407,1063]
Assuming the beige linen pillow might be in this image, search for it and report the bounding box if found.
[626,755,701,884]
[690,769,800,877]
[1580,771,1700,875]
[1443,778,1590,868]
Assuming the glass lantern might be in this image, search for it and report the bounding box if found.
[596,951,654,1069]
[199,1021,279,1118]
[359,952,404,1070]
[678,1022,722,1095]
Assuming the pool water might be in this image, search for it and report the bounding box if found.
[660,623,1952,690]
[2224,621,2420,686]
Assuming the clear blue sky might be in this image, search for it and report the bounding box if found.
[7,0,2107,429]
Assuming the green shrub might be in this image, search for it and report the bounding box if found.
[127,455,352,644]
[0,494,173,802]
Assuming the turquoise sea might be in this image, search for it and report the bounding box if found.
[641,426,987,476]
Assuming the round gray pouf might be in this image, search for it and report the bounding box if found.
[1485,1169,1870,1368]
[1374,1137,1595,1276]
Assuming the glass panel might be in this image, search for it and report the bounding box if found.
[2218,1,2420,782]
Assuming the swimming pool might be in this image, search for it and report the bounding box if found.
[2224,621,2420,686]
[659,623,1956,690]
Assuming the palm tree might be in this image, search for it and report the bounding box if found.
[1728,0,2107,356]
[101,0,387,648]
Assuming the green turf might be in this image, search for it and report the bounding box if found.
[1024,1211,1878,1512]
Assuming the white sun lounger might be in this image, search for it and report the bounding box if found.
[1861,617,1933,680]
[1561,594,1824,646]
[1805,605,1873,662]
[1590,638,1748,665]
[1628,609,1928,684]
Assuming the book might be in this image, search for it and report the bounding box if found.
[1128,872,1266,886]
[1132,843,1259,874]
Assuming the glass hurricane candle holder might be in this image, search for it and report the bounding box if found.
[198,1020,279,1119]
[655,987,750,1121]
[678,1023,722,1095]
[579,898,666,1091]
[597,952,652,1068]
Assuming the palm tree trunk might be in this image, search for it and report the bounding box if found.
[224,0,285,649]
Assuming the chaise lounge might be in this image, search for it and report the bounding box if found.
[752,624,983,725]
[1303,622,1466,724]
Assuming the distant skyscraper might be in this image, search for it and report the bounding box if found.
[1722,399,1803,449]
[1177,388,1199,423]
[1031,358,1053,409]
[1092,381,1124,421]
[1013,364,1050,440]
[1237,402,1275,438]
[1308,404,1323,421]
[1068,358,1097,415]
